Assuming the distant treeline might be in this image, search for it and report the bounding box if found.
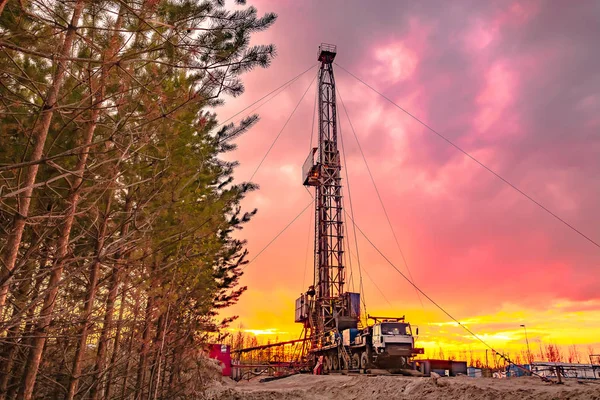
[228,329,597,369]
[0,1,276,399]
[427,342,596,368]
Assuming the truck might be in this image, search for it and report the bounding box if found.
[313,314,424,373]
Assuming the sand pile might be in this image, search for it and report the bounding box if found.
[208,373,600,400]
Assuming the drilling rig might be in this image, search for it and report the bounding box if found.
[294,44,423,373]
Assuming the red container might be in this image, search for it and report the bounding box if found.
[208,344,231,376]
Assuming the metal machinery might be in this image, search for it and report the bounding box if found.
[295,44,423,372]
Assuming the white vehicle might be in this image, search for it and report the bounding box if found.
[326,315,424,372]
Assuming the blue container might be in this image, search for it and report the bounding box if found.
[342,328,359,346]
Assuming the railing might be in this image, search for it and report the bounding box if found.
[318,43,337,57]
[339,342,352,369]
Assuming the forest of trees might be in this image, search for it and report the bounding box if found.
[0,0,275,398]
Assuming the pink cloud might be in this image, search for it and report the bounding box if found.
[372,42,418,84]
[474,61,518,135]
[463,19,496,51]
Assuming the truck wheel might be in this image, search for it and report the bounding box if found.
[400,356,408,368]
[325,355,332,373]
[339,355,347,371]
[332,355,340,371]
[352,353,360,369]
[360,352,369,371]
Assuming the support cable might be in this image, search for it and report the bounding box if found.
[341,201,355,293]
[341,227,393,307]
[303,85,319,201]
[337,87,423,308]
[301,85,320,290]
[249,72,317,181]
[302,190,360,297]
[301,205,313,291]
[217,64,316,130]
[338,109,367,318]
[344,209,553,382]
[302,191,391,307]
[335,62,600,251]
[308,77,318,153]
[151,65,315,148]
[342,207,356,293]
[244,199,314,270]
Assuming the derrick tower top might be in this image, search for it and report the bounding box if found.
[318,43,337,63]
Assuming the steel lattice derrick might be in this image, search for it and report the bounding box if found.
[314,45,345,337]
[298,44,357,360]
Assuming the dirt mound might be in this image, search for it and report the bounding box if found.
[208,374,600,400]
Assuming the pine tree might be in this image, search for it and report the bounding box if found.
[0,0,276,397]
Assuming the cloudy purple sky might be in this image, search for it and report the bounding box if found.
[219,0,600,354]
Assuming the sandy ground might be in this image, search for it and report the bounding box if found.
[208,373,600,400]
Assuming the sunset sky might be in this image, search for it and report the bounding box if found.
[218,0,600,359]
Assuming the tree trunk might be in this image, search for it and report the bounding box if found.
[159,350,170,399]
[167,322,183,393]
[65,196,112,400]
[5,251,50,400]
[65,6,125,397]
[0,0,9,18]
[149,307,168,400]
[121,287,141,400]
[15,1,132,394]
[89,265,120,400]
[103,275,128,400]
[0,257,36,400]
[90,196,132,400]
[135,294,154,400]
[17,30,113,400]
[0,0,85,316]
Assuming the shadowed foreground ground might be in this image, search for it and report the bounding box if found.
[209,373,600,400]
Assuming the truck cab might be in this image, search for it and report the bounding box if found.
[365,316,424,368]
[372,321,414,349]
